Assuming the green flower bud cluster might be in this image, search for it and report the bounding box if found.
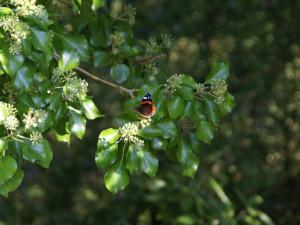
[161,33,172,49]
[22,108,45,130]
[146,37,159,55]
[123,4,136,26]
[52,67,76,84]
[63,77,89,102]
[119,119,152,148]
[110,31,124,55]
[0,15,29,54]
[29,131,43,144]
[210,79,227,103]
[163,74,183,95]
[10,0,47,18]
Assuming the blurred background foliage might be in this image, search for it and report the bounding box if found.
[1,0,299,224]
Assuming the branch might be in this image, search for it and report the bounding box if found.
[53,53,136,98]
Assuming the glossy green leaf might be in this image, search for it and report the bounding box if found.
[139,125,162,138]
[167,95,185,119]
[0,7,13,16]
[93,50,109,68]
[95,144,118,169]
[0,51,24,75]
[0,102,10,123]
[22,139,53,168]
[12,64,35,91]
[205,62,229,83]
[92,0,105,10]
[104,163,129,194]
[80,98,102,120]
[0,138,7,154]
[177,138,192,164]
[140,150,158,177]
[181,153,199,177]
[178,86,194,101]
[0,156,17,185]
[205,99,221,125]
[0,170,24,197]
[55,132,71,145]
[219,93,235,115]
[156,120,178,139]
[69,111,86,139]
[58,50,80,72]
[98,128,120,146]
[110,64,130,84]
[196,120,214,144]
[151,138,168,151]
[180,74,199,89]
[60,34,89,62]
[125,145,142,174]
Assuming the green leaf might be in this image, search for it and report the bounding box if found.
[55,132,71,145]
[209,178,232,207]
[156,120,178,139]
[178,85,194,101]
[167,95,185,119]
[0,7,13,16]
[110,64,130,84]
[93,50,109,68]
[205,99,221,125]
[140,150,158,177]
[95,144,118,169]
[139,125,162,138]
[0,170,24,197]
[219,93,235,115]
[205,62,229,83]
[0,138,7,154]
[98,128,120,146]
[177,138,192,164]
[179,74,199,89]
[196,120,214,144]
[22,139,53,168]
[0,51,24,75]
[104,163,129,194]
[151,138,168,151]
[0,102,10,123]
[69,111,86,139]
[181,153,199,178]
[12,64,35,91]
[92,0,105,10]
[125,145,142,174]
[59,34,89,62]
[80,98,102,120]
[58,50,80,72]
[0,156,17,185]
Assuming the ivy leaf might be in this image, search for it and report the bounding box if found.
[125,145,142,174]
[0,51,24,75]
[0,170,24,197]
[92,0,105,10]
[156,120,178,139]
[181,153,200,178]
[205,99,221,125]
[98,128,120,146]
[95,144,118,169]
[22,139,53,168]
[59,34,89,62]
[80,98,102,120]
[0,102,10,123]
[179,74,199,89]
[177,138,192,164]
[58,50,80,72]
[12,64,35,91]
[104,163,129,194]
[205,62,229,83]
[196,120,215,144]
[219,93,235,115]
[140,150,158,177]
[139,125,162,138]
[69,111,87,139]
[178,86,194,101]
[0,138,8,154]
[0,155,17,185]
[93,50,109,68]
[110,64,130,84]
[167,95,185,119]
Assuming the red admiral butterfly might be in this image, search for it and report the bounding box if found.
[133,92,156,118]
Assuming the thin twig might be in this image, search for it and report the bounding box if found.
[53,53,136,98]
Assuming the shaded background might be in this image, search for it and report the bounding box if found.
[1,0,300,224]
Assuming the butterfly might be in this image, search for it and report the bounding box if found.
[133,92,156,118]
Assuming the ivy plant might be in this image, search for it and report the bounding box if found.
[0,0,234,196]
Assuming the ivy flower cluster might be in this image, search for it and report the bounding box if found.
[22,108,45,130]
[52,68,88,102]
[0,102,19,131]
[146,37,160,55]
[110,31,125,55]
[118,118,152,148]
[163,74,183,95]
[0,15,30,54]
[10,0,47,18]
[29,131,43,144]
[210,79,228,103]
[123,4,136,26]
